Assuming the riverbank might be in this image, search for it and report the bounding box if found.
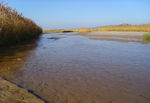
[0,78,46,103]
[70,31,150,43]
[44,23,150,41]
[76,31,147,37]
[44,24,150,33]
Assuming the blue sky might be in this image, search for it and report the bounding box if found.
[5,0,150,30]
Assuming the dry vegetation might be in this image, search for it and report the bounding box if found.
[44,28,97,33]
[44,29,74,33]
[44,24,150,33]
[98,24,150,32]
[76,24,150,32]
[0,2,42,47]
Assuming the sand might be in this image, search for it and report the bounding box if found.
[78,31,149,37]
[72,31,150,43]
[0,78,45,103]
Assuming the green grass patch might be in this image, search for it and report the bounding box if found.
[143,34,150,41]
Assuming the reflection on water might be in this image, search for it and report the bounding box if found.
[0,33,150,103]
[0,39,39,78]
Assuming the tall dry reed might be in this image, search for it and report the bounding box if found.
[0,1,42,47]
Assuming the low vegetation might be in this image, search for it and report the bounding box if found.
[143,34,150,41]
[0,2,42,47]
[44,24,150,33]
[44,29,73,33]
[44,28,97,33]
[98,24,150,32]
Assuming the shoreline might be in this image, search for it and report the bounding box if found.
[71,31,150,43]
[76,31,149,37]
[0,78,47,103]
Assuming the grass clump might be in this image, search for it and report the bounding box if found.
[143,34,150,41]
[0,1,42,47]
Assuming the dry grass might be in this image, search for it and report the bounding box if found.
[0,2,42,47]
[44,28,98,33]
[44,29,73,33]
[98,24,150,32]
[73,28,98,32]
[44,24,150,34]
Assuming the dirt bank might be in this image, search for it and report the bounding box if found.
[0,78,45,103]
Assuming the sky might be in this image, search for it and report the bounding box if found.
[4,0,150,30]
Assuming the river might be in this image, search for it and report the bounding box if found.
[0,32,150,103]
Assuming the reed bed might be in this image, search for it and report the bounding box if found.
[0,2,42,47]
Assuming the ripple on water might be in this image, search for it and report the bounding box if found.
[0,33,150,103]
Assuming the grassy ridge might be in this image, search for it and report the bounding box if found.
[44,28,97,33]
[44,29,74,33]
[44,24,150,33]
[76,24,150,32]
[98,24,150,32]
[0,2,42,47]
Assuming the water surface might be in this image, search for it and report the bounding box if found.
[0,32,150,103]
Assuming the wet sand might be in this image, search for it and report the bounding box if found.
[77,31,148,37]
[0,32,150,103]
[0,78,45,103]
[74,31,150,43]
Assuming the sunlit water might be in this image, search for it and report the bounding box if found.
[0,33,150,103]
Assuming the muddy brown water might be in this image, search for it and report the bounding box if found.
[0,32,150,103]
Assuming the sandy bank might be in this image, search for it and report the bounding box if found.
[72,31,150,43]
[77,31,149,38]
[0,78,45,103]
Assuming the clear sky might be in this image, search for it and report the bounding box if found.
[4,0,150,30]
